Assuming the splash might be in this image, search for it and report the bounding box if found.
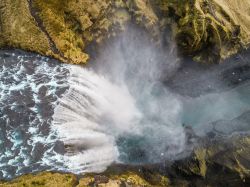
[52,29,186,173]
[52,66,142,172]
[1,30,250,180]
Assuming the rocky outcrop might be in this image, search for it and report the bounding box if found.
[158,0,250,63]
[1,135,249,187]
[0,0,123,64]
[172,135,250,186]
[0,0,51,59]
[0,171,170,187]
[1,0,250,64]
[0,172,77,187]
[0,0,158,64]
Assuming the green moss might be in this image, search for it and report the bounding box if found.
[0,172,77,187]
[160,0,249,63]
[194,148,207,177]
[29,0,140,63]
[0,0,127,64]
[32,0,90,64]
[0,0,50,54]
[77,172,170,187]
[1,0,250,63]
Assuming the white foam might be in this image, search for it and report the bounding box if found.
[52,29,185,172]
[52,66,141,173]
[0,53,70,178]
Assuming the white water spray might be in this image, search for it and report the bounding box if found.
[53,66,142,172]
[52,29,186,173]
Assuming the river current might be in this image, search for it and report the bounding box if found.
[1,33,250,179]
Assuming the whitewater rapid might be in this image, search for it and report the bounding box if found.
[52,65,185,173]
[52,66,140,173]
[0,51,70,179]
[1,30,250,179]
[50,30,186,172]
[0,47,185,179]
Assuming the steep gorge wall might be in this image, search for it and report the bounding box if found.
[0,0,159,64]
[159,0,250,63]
[0,0,129,64]
[0,0,250,64]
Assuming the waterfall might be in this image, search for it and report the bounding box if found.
[52,29,186,172]
[52,66,141,172]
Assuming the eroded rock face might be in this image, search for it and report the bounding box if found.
[0,0,124,64]
[172,135,250,186]
[0,0,51,58]
[0,0,159,64]
[161,0,250,63]
[1,0,250,64]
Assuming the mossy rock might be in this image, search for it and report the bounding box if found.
[156,0,250,63]
[0,0,157,64]
[0,172,170,187]
[172,135,250,186]
[1,0,250,64]
[0,0,51,56]
[0,172,77,187]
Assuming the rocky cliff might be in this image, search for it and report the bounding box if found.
[0,0,158,64]
[1,0,250,64]
[159,0,250,63]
